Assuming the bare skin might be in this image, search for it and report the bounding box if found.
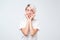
[29,15,39,36]
[19,6,39,36]
[20,20,29,36]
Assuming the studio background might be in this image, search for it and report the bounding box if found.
[0,0,60,40]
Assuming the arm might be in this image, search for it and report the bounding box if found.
[19,14,30,36]
[29,20,39,36]
[20,20,29,36]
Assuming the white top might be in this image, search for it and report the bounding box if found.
[18,18,40,40]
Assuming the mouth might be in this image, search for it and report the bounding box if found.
[27,13,33,18]
[28,15,31,18]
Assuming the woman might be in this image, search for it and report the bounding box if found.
[19,4,40,40]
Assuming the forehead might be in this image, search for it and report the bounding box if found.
[27,6,34,10]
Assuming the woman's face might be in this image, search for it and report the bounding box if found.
[25,6,35,18]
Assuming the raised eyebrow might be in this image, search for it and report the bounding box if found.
[31,9,35,12]
[30,9,33,11]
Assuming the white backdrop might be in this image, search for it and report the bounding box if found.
[0,0,60,40]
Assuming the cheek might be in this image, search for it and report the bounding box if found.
[30,12,34,15]
[25,11,34,16]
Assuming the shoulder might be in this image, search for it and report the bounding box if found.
[32,19,40,27]
[18,19,27,29]
[33,19,40,24]
[32,19,40,29]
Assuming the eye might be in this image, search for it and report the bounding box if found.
[31,9,33,12]
[27,9,29,11]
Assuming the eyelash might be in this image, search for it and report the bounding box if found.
[27,9,33,12]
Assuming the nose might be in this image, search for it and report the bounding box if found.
[28,10,31,13]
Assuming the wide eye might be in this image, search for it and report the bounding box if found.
[27,9,29,11]
[31,9,35,14]
[31,9,33,12]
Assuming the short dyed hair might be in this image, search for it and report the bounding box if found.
[25,4,30,10]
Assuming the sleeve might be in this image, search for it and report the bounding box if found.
[33,20,40,30]
[18,27,27,40]
[37,30,40,40]
[18,20,27,40]
[33,20,41,40]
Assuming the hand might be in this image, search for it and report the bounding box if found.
[25,14,30,20]
[29,14,35,20]
[25,13,35,20]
